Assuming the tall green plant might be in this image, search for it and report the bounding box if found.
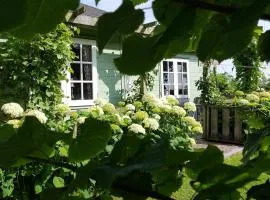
[0,23,75,112]
[233,28,263,92]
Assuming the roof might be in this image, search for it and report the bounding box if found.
[78,3,106,18]
[67,4,156,36]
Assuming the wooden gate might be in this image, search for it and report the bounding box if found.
[201,106,244,144]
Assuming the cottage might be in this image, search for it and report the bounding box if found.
[61,3,203,108]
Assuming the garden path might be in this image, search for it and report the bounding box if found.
[195,138,243,158]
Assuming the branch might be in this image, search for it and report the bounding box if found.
[174,0,270,21]
[24,156,77,171]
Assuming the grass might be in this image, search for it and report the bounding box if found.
[112,152,270,200]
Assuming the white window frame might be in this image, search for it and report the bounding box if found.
[64,38,98,107]
[161,58,190,98]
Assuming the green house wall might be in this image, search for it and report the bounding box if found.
[96,52,202,104]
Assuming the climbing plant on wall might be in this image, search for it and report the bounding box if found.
[0,23,76,112]
[233,27,263,92]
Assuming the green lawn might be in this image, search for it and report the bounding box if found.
[112,152,269,200]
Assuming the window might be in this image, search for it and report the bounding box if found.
[162,59,189,97]
[64,39,97,107]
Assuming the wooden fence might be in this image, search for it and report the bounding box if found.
[200,106,245,144]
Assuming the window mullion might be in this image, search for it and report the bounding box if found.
[174,61,178,97]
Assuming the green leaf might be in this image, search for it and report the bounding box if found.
[11,0,80,38]
[247,179,270,200]
[197,0,268,62]
[53,177,65,188]
[110,135,141,164]
[0,0,27,32]
[185,145,224,179]
[97,0,144,53]
[69,118,112,162]
[35,184,43,194]
[258,30,270,61]
[114,34,161,75]
[0,124,16,144]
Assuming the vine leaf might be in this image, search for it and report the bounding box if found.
[197,0,268,62]
[258,30,270,62]
[247,179,270,199]
[53,177,65,188]
[114,34,161,75]
[97,0,144,54]
[69,118,112,162]
[11,0,80,38]
[0,117,59,167]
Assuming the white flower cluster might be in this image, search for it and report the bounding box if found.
[143,118,159,131]
[25,110,48,124]
[125,104,136,111]
[128,123,146,134]
[172,106,186,117]
[184,102,196,112]
[94,98,108,107]
[102,103,116,113]
[246,94,260,103]
[165,95,179,106]
[6,119,22,129]
[54,104,71,114]
[1,103,24,118]
[237,99,249,105]
[77,117,87,124]
[89,106,104,118]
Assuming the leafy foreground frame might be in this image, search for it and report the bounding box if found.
[1,0,270,199]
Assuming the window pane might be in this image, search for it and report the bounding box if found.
[169,85,174,95]
[183,74,187,83]
[83,64,92,80]
[72,43,80,61]
[183,62,187,72]
[71,63,80,80]
[169,62,173,72]
[71,83,81,100]
[178,73,183,83]
[184,89,188,95]
[164,85,169,96]
[169,73,174,84]
[163,73,168,84]
[83,83,93,100]
[163,61,168,72]
[82,45,92,62]
[179,89,183,95]
[177,62,183,72]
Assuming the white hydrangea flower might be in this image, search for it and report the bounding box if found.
[165,95,179,105]
[237,99,249,105]
[172,106,186,117]
[143,118,159,131]
[89,106,104,118]
[54,104,71,114]
[189,138,196,145]
[192,126,203,134]
[133,111,149,121]
[112,113,122,124]
[142,94,155,103]
[77,117,87,124]
[159,104,172,113]
[6,119,22,128]
[246,94,260,103]
[152,114,161,121]
[94,98,108,107]
[184,102,197,112]
[25,110,47,124]
[183,116,200,127]
[122,115,132,125]
[125,104,136,111]
[128,123,146,134]
[1,103,24,118]
[102,103,116,113]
